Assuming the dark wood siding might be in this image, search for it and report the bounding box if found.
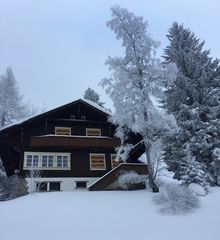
[0,99,122,177]
[30,136,120,148]
[20,149,117,178]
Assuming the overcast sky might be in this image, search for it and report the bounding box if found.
[0,0,219,110]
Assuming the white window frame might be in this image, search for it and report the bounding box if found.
[90,153,106,171]
[23,152,71,170]
[86,128,101,136]
[23,152,41,169]
[111,154,123,169]
[41,154,55,168]
[56,155,69,168]
[55,127,71,136]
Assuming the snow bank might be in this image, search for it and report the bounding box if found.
[0,189,220,240]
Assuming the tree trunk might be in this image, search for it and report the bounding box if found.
[145,145,159,193]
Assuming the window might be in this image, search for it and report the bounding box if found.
[81,115,86,120]
[90,154,106,170]
[24,152,70,170]
[25,154,39,168]
[55,127,71,136]
[36,182,47,192]
[111,154,123,169]
[57,155,68,168]
[75,181,87,189]
[36,182,60,192]
[86,128,101,136]
[49,182,61,191]
[26,155,32,167]
[42,155,54,168]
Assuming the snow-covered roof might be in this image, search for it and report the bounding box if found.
[34,134,113,139]
[0,114,39,131]
[0,99,111,132]
[82,99,111,115]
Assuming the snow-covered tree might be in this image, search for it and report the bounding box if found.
[101,6,166,192]
[163,22,220,184]
[26,167,42,194]
[0,160,7,200]
[0,67,27,127]
[0,172,28,201]
[83,87,104,106]
[211,148,220,185]
[180,144,206,188]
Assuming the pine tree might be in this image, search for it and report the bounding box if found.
[180,144,206,187]
[0,67,27,127]
[83,87,104,106]
[163,22,220,184]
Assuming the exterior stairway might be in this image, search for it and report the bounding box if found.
[88,163,148,191]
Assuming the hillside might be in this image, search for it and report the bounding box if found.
[0,189,220,240]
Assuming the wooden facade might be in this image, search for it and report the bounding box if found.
[0,99,146,191]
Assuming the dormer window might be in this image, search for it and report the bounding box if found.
[86,128,101,136]
[55,127,71,136]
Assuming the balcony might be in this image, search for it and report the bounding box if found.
[30,134,120,148]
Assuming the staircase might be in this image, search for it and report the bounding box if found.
[88,163,148,191]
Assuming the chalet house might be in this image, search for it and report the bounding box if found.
[0,99,147,192]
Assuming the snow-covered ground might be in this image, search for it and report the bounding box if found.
[0,189,219,240]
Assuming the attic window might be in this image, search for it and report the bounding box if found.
[86,128,101,136]
[111,154,123,169]
[55,127,71,136]
[90,154,106,170]
[81,115,86,120]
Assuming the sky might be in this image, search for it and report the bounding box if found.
[0,0,219,110]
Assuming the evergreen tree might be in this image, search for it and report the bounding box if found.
[0,67,27,127]
[180,144,206,187]
[83,87,104,107]
[163,22,220,185]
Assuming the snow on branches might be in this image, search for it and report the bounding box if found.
[101,6,168,192]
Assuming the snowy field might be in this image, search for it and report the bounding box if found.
[0,189,220,240]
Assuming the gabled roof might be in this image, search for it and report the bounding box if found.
[0,99,111,133]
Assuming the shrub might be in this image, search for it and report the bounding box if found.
[117,171,147,190]
[153,182,200,214]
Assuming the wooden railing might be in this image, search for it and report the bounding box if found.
[30,135,120,148]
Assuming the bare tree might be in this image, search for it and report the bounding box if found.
[26,167,42,194]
